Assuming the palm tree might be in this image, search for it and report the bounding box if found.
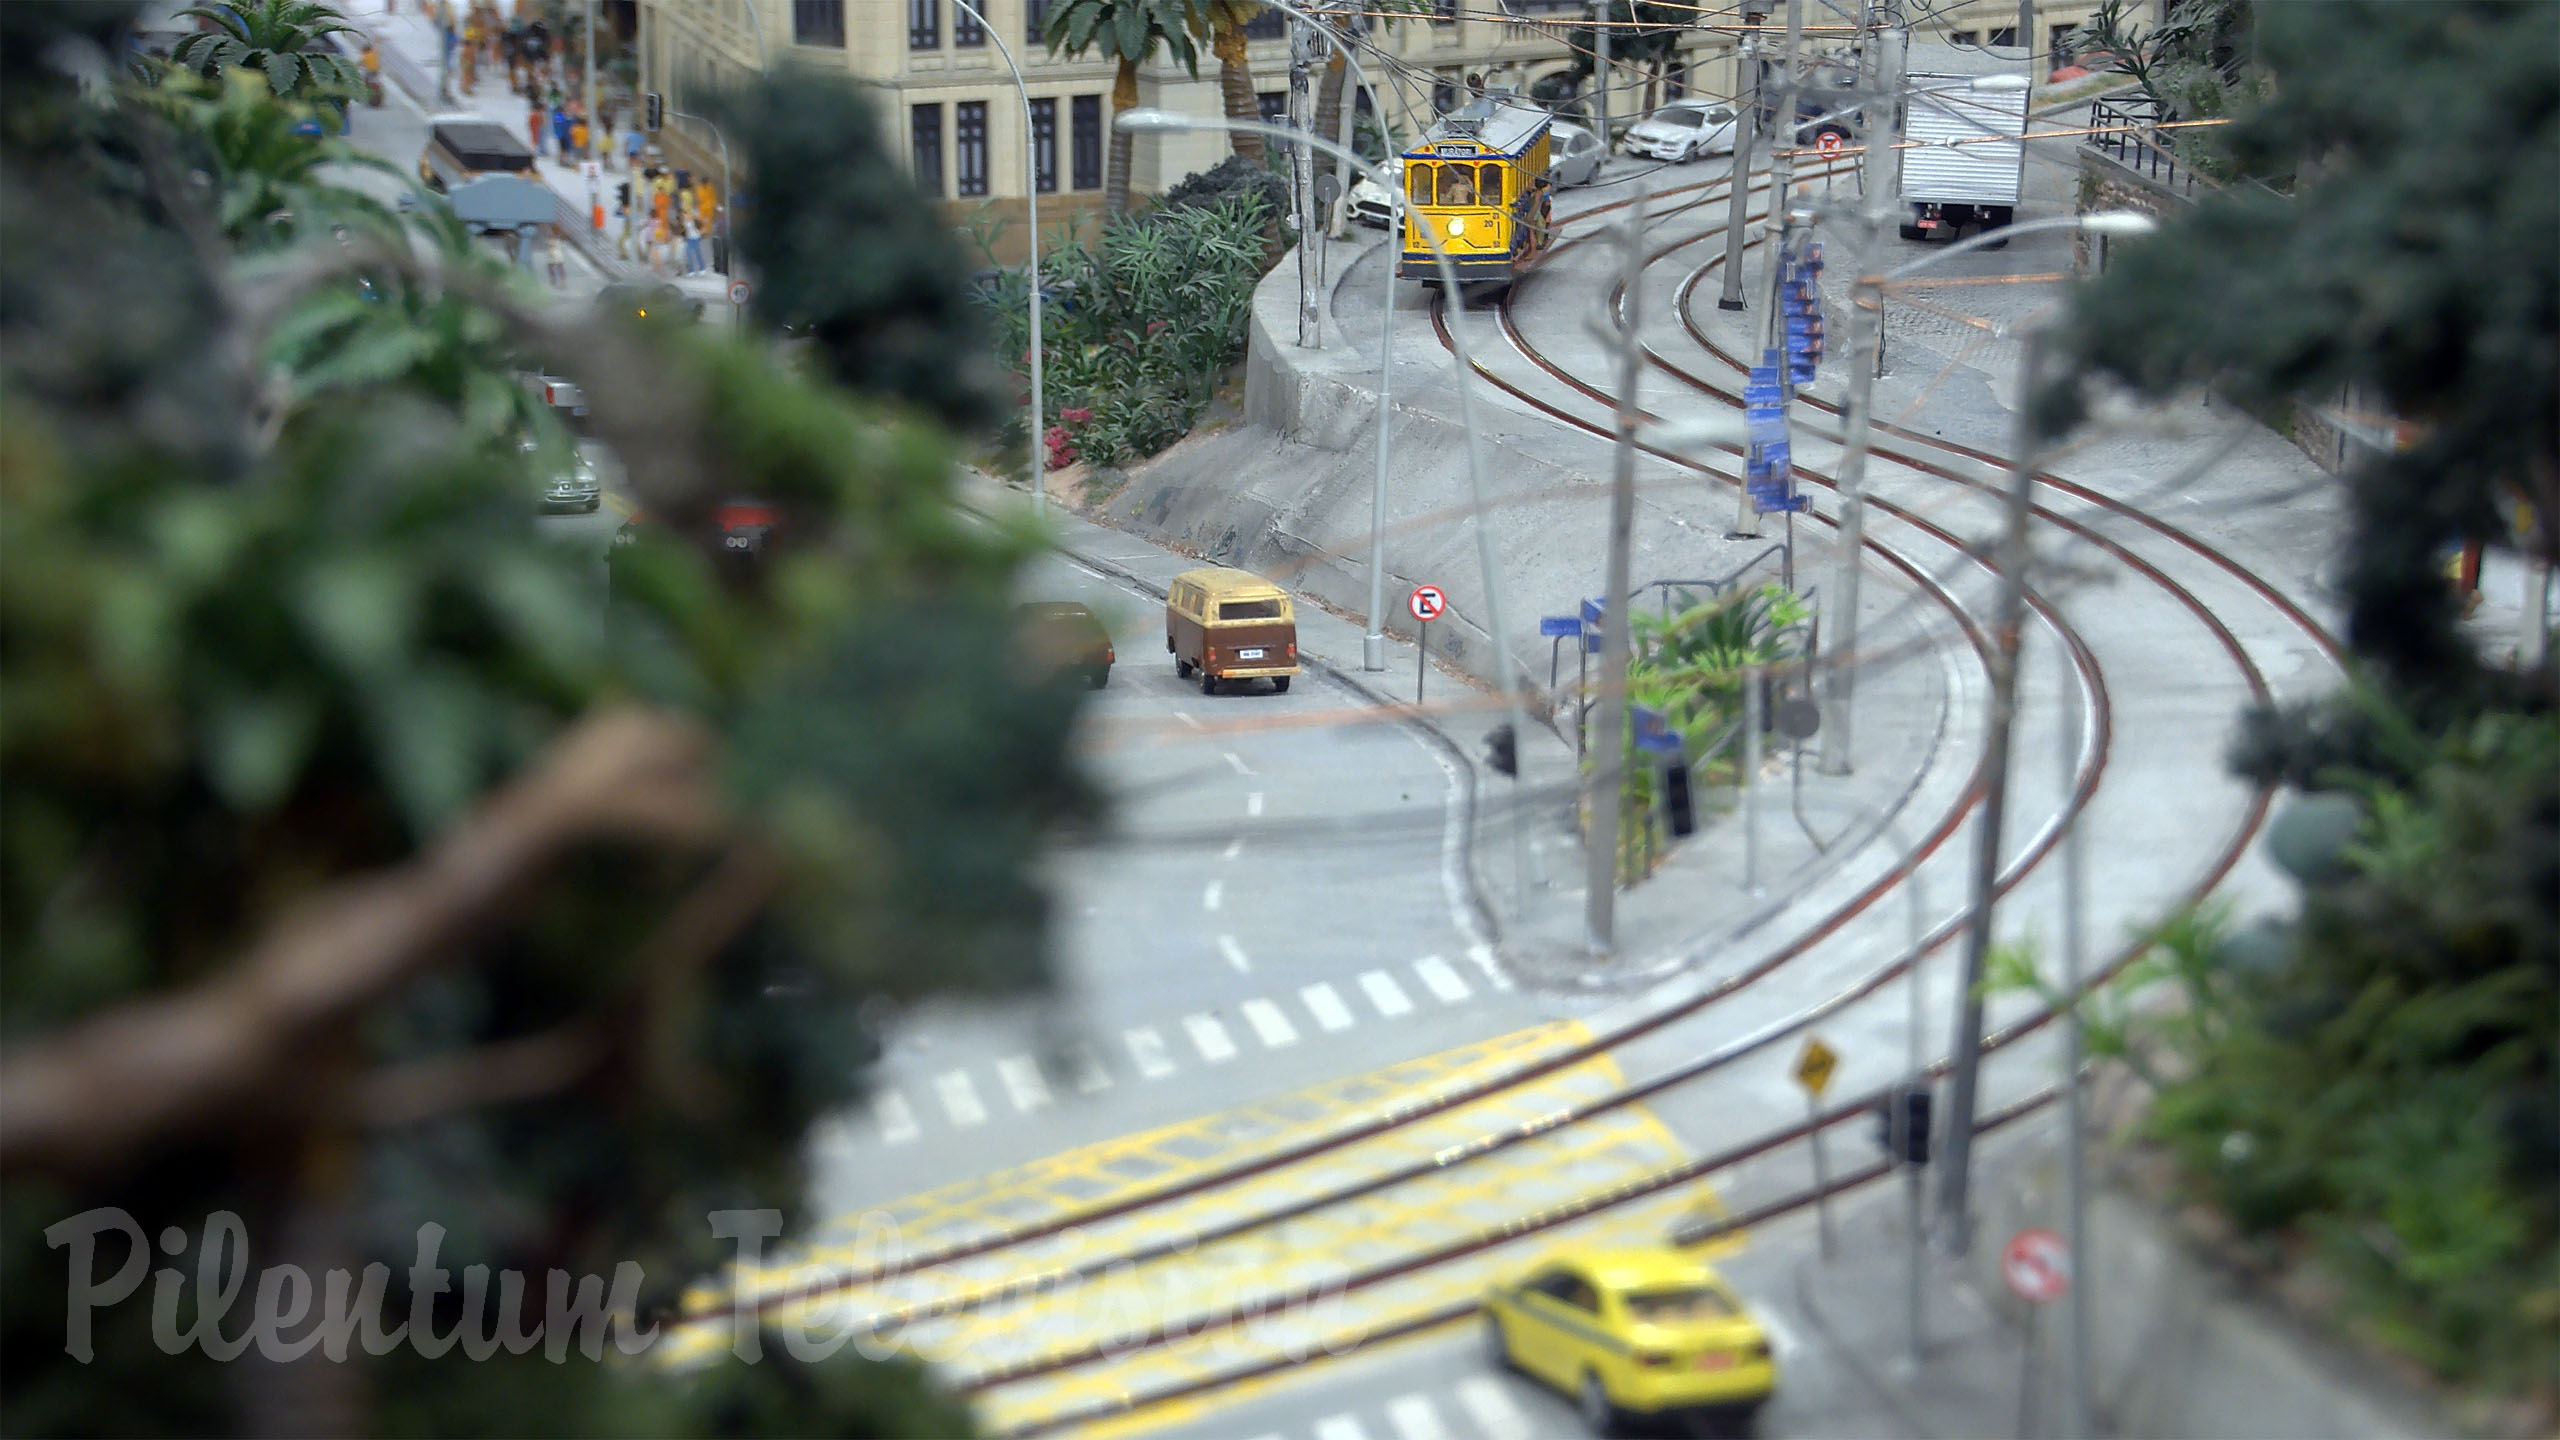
[1044,0,1203,217]
[1192,0,1267,165]
[172,0,365,100]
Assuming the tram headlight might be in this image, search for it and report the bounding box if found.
[1447,216,1465,236]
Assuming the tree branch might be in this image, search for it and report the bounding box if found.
[0,706,724,1178]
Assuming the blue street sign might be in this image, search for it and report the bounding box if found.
[1581,597,1604,625]
[1540,616,1581,638]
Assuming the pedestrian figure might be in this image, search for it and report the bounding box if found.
[571,116,588,161]
[600,101,617,160]
[692,176,716,229]
[551,103,571,157]
[622,124,642,174]
[528,101,545,156]
[683,214,704,275]
[544,228,567,288]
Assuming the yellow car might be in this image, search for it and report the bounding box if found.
[1481,1248,1776,1434]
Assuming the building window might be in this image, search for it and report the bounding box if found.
[1431,0,1456,23]
[1030,97,1058,192]
[1986,25,2018,46]
[909,0,939,50]
[956,100,989,196]
[792,0,844,46]
[912,103,944,196]
[1027,0,1050,42]
[953,1,984,47]
[1070,94,1102,190]
[1257,90,1287,126]
[1666,59,1687,98]
[1432,71,1458,114]
[2049,22,2080,62]
[1949,28,1976,44]
[1243,6,1286,39]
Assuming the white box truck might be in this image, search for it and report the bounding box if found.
[1898,74,2030,244]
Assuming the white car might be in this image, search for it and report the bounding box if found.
[1350,158,1404,229]
[1619,102,1739,162]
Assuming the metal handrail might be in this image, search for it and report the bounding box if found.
[2086,94,2199,197]
[1629,541,1794,617]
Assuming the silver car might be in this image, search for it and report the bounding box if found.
[530,438,602,513]
[1619,102,1739,162]
[1547,121,1605,187]
[1350,158,1404,229]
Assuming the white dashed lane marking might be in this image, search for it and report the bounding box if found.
[1453,1377,1531,1440]
[933,1070,987,1128]
[1223,836,1245,860]
[1218,934,1253,974]
[1240,998,1299,1049]
[994,1055,1051,1113]
[1224,750,1255,776]
[870,1090,920,1145]
[1359,970,1414,1018]
[1182,1013,1239,1063]
[1467,943,1514,992]
[1123,1026,1176,1080]
[1298,982,1356,1032]
[1175,711,1204,730]
[1385,1393,1449,1440]
[1061,1042,1114,1094]
[1247,791,1264,817]
[1313,1416,1371,1440]
[1413,955,1472,1004]
[1203,880,1223,911]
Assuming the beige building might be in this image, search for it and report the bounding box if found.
[635,1,2099,263]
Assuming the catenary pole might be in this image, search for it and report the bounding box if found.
[1585,188,1652,955]
[951,0,1045,524]
[1594,1,1612,150]
[1290,15,1320,346]
[2057,566,2095,1440]
[1714,15,1763,312]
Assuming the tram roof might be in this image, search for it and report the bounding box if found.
[1402,97,1553,160]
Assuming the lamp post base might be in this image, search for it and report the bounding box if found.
[1718,298,1747,311]
[1363,632,1387,671]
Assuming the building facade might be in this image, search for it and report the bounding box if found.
[635,1,2099,264]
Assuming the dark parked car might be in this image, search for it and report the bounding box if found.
[1016,601,1115,689]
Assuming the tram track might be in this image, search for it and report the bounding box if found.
[662,162,2343,1438]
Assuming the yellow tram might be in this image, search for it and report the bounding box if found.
[1398,96,1556,286]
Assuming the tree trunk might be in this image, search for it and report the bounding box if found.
[1107,57,1139,218]
[1312,49,1346,152]
[1215,25,1264,164]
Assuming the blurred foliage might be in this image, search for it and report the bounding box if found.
[979,187,1273,471]
[2043,2,2557,1405]
[710,70,1004,432]
[2,2,1091,1433]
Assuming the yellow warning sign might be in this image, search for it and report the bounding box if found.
[1793,1036,1839,1098]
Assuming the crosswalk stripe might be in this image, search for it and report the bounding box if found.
[1062,1042,1114,1094]
[1467,943,1514,992]
[1123,1027,1175,1080]
[1359,970,1414,1018]
[1299,982,1357,1032]
[870,1089,920,1145]
[1452,1377,1530,1440]
[1313,1415,1371,1440]
[933,1070,987,1128]
[1182,1013,1239,1063]
[1239,998,1299,1049]
[1413,955,1472,1004]
[1218,934,1253,973]
[1385,1393,1449,1440]
[994,1055,1052,1113]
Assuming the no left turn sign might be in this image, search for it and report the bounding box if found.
[2002,1227,2071,1304]
[1816,130,1845,157]
[1408,585,1447,623]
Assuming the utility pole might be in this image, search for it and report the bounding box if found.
[585,1,599,218]
[1584,189,1651,956]
[1816,2,1902,776]
[1594,0,1612,150]
[1937,327,2045,1254]
[1714,16,1762,313]
[1731,0,1801,541]
[2057,577,2095,1440]
[1290,13,1321,347]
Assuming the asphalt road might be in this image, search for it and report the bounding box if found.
[809,546,1553,1213]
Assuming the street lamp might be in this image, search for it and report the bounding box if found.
[1116,106,1536,914]
[1817,210,2156,778]
[949,0,1048,525]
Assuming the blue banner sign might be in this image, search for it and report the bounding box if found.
[1540,616,1582,638]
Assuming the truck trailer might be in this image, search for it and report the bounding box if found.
[1897,74,2030,244]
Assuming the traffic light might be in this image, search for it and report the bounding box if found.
[1663,761,1696,836]
[616,179,632,208]
[1875,1083,1932,1165]
[644,91,663,131]
[1484,724,1518,778]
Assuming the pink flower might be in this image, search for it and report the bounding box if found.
[1145,319,1169,338]
[1059,407,1093,425]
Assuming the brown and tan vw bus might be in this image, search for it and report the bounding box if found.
[1166,568,1301,694]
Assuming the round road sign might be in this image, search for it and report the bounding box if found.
[1408,584,1448,623]
[2001,1227,2071,1305]
[728,279,752,306]
[1815,130,1845,157]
